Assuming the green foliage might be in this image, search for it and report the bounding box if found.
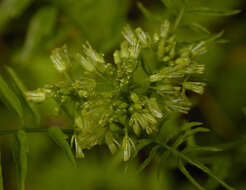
[48,126,76,166]
[0,75,23,122]
[12,130,28,190]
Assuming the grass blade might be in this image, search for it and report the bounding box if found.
[48,127,76,167]
[0,75,23,121]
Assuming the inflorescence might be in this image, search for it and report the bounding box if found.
[26,20,206,161]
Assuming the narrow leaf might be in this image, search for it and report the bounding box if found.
[12,130,28,190]
[137,145,160,173]
[178,159,205,190]
[0,75,23,121]
[48,127,76,167]
[5,66,40,125]
[163,144,235,190]
[21,7,57,60]
[0,0,32,31]
[0,152,4,190]
[133,139,154,158]
[187,7,241,16]
[137,2,162,22]
[183,146,222,154]
[173,127,210,149]
[161,0,174,8]
[186,22,210,34]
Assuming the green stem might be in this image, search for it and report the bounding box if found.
[0,128,74,136]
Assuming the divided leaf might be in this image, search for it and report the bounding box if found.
[48,127,76,167]
[12,130,28,190]
[163,144,235,190]
[0,75,23,122]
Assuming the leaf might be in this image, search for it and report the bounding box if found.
[48,127,76,167]
[0,0,32,31]
[187,7,241,16]
[173,127,210,149]
[133,138,154,158]
[0,75,23,121]
[0,152,4,190]
[161,0,175,8]
[205,157,231,190]
[5,66,40,125]
[12,130,28,190]
[186,22,210,34]
[178,159,205,190]
[137,145,160,173]
[137,2,162,22]
[21,7,57,60]
[163,144,235,190]
[183,146,222,154]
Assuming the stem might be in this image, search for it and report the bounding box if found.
[0,128,74,136]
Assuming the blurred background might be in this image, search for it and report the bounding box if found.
[0,0,246,189]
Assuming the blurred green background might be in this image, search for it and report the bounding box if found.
[0,0,246,189]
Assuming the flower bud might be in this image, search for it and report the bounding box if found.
[83,42,105,63]
[183,82,206,94]
[77,53,95,72]
[135,27,150,47]
[26,89,47,103]
[50,45,70,72]
[122,135,135,161]
[105,131,118,154]
[160,20,170,39]
[146,98,163,118]
[122,25,137,46]
[113,50,121,66]
[130,92,139,103]
[191,41,207,56]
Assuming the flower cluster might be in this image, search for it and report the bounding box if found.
[26,20,206,161]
